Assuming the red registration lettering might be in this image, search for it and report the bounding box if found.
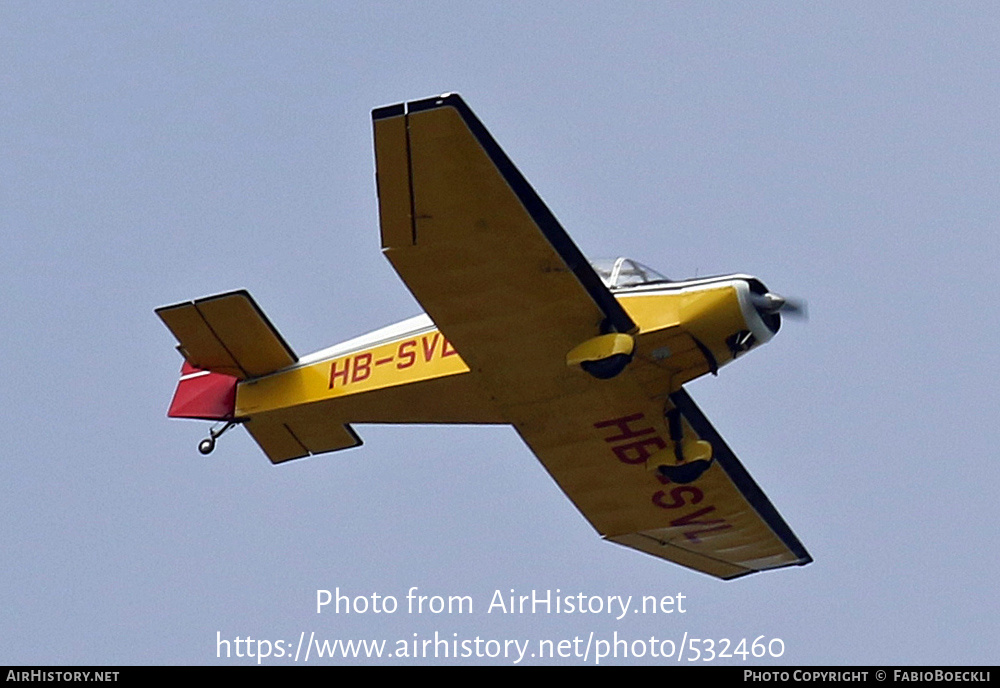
[612,437,667,464]
[593,413,655,442]
[594,413,667,465]
[652,485,704,510]
[396,340,416,369]
[420,333,439,362]
[670,506,732,543]
[352,353,372,383]
[329,358,350,388]
[596,410,734,541]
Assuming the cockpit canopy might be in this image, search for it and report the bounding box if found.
[591,257,670,289]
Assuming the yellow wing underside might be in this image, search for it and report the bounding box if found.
[368,95,810,579]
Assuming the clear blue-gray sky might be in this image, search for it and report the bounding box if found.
[2,2,997,665]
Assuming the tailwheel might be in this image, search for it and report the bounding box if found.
[566,333,635,380]
[197,419,240,456]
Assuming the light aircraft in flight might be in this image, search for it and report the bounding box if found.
[156,93,811,579]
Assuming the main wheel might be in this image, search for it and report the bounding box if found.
[580,352,633,379]
[198,438,215,455]
[657,460,711,484]
[567,333,635,379]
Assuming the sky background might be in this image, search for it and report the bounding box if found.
[2,2,997,665]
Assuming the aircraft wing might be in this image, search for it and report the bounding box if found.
[372,94,809,578]
[607,389,812,579]
[374,94,635,411]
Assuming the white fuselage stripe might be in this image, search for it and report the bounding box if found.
[179,370,212,381]
[262,274,772,378]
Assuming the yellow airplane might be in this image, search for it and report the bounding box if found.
[156,94,811,580]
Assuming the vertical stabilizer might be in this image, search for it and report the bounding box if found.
[167,361,238,421]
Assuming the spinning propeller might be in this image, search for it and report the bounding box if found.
[751,291,808,322]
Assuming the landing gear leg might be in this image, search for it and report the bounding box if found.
[655,408,714,484]
[198,420,239,456]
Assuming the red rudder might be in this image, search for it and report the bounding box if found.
[167,361,238,420]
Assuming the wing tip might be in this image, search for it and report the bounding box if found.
[154,288,254,317]
[372,102,404,120]
[155,289,298,378]
[371,93,467,121]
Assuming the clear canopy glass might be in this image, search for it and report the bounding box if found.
[590,257,670,289]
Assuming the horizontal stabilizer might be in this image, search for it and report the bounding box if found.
[156,290,297,379]
[245,410,363,464]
